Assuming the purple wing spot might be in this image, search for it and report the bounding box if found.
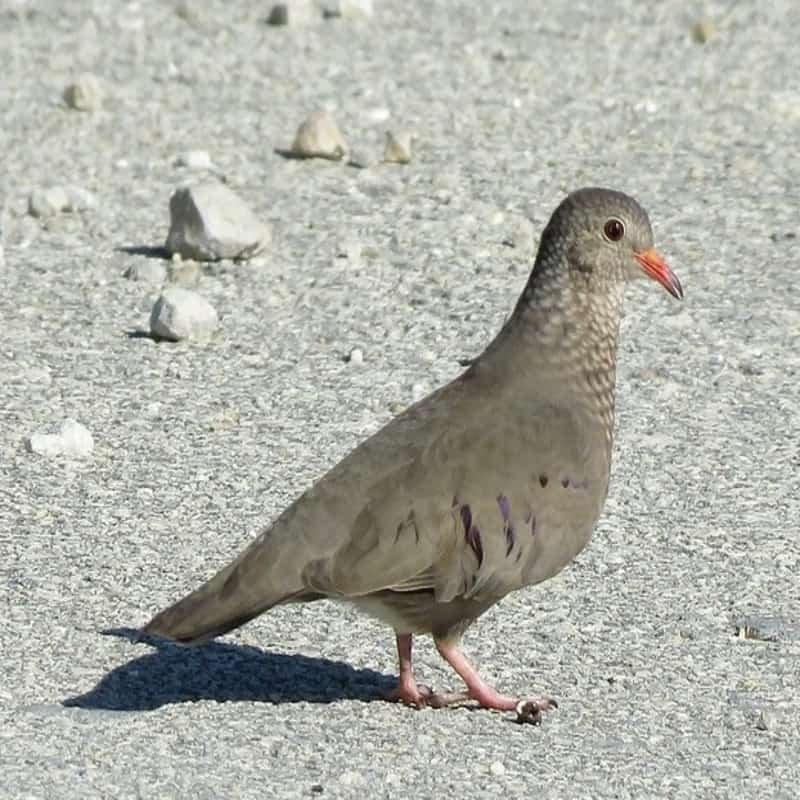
[460,504,484,567]
[496,494,510,522]
[497,495,514,557]
[504,525,514,556]
[460,504,472,532]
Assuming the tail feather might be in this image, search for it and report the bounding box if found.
[143,540,309,645]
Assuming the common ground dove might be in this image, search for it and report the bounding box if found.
[144,187,683,723]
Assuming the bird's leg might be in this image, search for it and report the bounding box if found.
[383,633,432,707]
[430,639,558,723]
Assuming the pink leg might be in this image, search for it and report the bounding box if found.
[383,634,432,708]
[431,639,557,723]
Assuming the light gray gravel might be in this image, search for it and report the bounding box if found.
[1,1,798,799]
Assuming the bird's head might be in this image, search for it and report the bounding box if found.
[540,187,683,301]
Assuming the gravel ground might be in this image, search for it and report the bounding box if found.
[2,1,798,798]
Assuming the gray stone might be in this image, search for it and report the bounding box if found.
[290,111,347,160]
[63,74,103,110]
[267,0,315,25]
[165,182,270,261]
[28,187,70,218]
[28,186,96,217]
[173,150,214,170]
[383,130,413,164]
[149,287,219,341]
[323,0,373,18]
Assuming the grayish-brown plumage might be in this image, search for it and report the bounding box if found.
[144,187,683,722]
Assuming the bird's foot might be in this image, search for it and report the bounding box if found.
[383,679,433,708]
[428,690,470,708]
[427,686,557,723]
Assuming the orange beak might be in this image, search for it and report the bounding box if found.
[633,249,683,300]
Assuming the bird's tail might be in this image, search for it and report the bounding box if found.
[142,536,314,645]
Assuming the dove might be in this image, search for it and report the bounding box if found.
[144,187,683,723]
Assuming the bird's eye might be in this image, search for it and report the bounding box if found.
[603,218,625,242]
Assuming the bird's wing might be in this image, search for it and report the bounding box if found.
[302,393,605,605]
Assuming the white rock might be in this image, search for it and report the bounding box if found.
[383,130,413,164]
[755,709,775,731]
[324,0,373,18]
[364,107,390,123]
[174,150,214,170]
[336,238,362,263]
[63,74,103,110]
[63,186,97,211]
[150,288,219,341]
[411,382,426,402]
[28,186,96,217]
[290,111,347,160]
[124,261,167,283]
[348,347,364,365]
[504,216,536,251]
[338,771,364,786]
[267,0,315,25]
[489,761,506,777]
[27,418,94,458]
[165,182,270,261]
[28,187,70,218]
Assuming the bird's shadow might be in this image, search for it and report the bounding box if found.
[117,245,171,260]
[62,628,396,712]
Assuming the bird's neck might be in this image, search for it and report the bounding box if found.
[482,269,625,423]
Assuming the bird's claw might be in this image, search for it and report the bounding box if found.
[514,697,558,725]
[384,683,434,708]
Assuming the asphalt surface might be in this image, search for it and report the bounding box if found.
[1,1,798,798]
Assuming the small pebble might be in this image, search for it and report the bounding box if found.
[634,99,658,114]
[503,216,536,251]
[489,761,506,777]
[323,0,373,18]
[348,347,364,365]
[290,111,347,160]
[337,770,364,786]
[691,19,715,44]
[364,107,390,123]
[755,710,774,731]
[149,287,219,341]
[124,261,167,283]
[383,130,413,164]
[27,418,94,458]
[28,187,70,218]
[165,182,270,261]
[411,382,426,402]
[174,150,214,170]
[63,74,103,110]
[267,0,315,25]
[63,186,97,211]
[336,238,362,263]
[28,186,96,217]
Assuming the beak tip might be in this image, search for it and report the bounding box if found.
[634,248,683,302]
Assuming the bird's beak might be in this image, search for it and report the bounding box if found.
[633,249,683,300]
